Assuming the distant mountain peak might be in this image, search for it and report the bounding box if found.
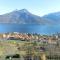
[0,9,52,24]
[20,9,28,12]
[18,9,29,13]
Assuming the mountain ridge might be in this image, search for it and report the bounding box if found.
[43,12,60,24]
[0,9,52,25]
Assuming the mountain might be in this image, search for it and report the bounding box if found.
[43,12,60,24]
[0,9,52,25]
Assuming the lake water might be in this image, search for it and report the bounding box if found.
[0,23,60,35]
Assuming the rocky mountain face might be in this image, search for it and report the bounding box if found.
[0,9,52,25]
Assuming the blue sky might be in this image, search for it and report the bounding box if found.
[0,0,60,16]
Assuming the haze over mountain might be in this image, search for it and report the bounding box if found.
[43,12,60,24]
[0,9,52,25]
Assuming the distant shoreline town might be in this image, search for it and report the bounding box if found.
[0,32,60,44]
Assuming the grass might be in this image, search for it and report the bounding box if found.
[0,39,49,60]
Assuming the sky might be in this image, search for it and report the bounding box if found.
[0,0,60,16]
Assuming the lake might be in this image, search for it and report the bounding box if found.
[0,23,60,35]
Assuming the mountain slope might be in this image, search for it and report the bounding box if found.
[43,12,60,24]
[0,9,52,25]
